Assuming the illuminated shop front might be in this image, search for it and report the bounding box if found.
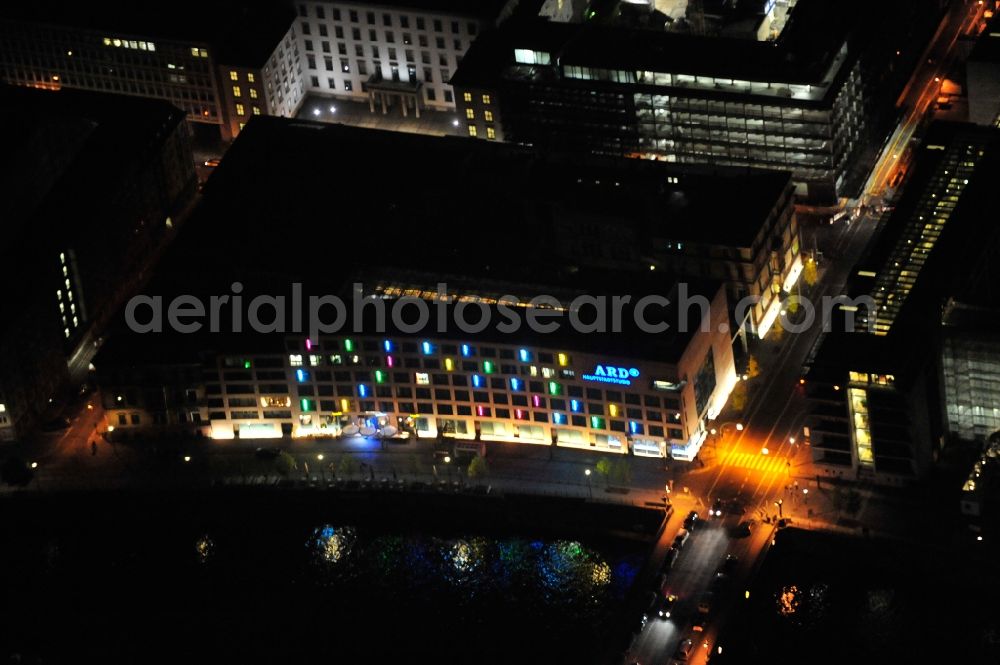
[201,332,737,461]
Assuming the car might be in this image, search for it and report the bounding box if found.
[697,592,714,615]
[254,446,281,460]
[654,573,669,593]
[683,510,699,530]
[691,614,708,632]
[203,158,221,167]
[734,519,756,537]
[673,638,695,662]
[710,498,725,517]
[710,572,731,592]
[720,554,739,574]
[662,546,680,570]
[657,593,678,619]
[672,528,690,549]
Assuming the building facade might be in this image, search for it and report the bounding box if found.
[651,171,801,338]
[0,3,301,141]
[0,86,198,441]
[805,122,1000,485]
[101,293,737,462]
[452,0,946,202]
[292,1,509,114]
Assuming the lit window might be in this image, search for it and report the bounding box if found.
[289,354,303,366]
[486,127,496,140]
[416,372,430,385]
[468,125,477,137]
[482,94,491,104]
[239,122,245,130]
[191,47,199,56]
[103,37,111,46]
[199,49,208,58]
[484,110,493,122]
[232,86,241,97]
[229,70,239,81]
[462,92,472,102]
[236,103,245,115]
[247,73,255,83]
[0,404,5,413]
[249,88,258,99]
[465,108,474,120]
[253,106,261,115]
[309,354,322,366]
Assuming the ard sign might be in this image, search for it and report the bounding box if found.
[583,365,640,386]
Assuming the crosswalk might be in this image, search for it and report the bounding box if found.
[719,450,790,475]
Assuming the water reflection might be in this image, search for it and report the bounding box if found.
[308,525,357,564]
[303,526,630,617]
[195,535,214,564]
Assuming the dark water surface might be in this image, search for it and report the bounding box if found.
[719,528,1000,665]
[0,490,649,664]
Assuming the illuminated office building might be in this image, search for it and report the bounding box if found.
[452,0,947,202]
[804,123,1000,485]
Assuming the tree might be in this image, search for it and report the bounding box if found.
[275,451,298,477]
[595,458,612,484]
[336,454,360,479]
[467,454,488,480]
[609,459,632,487]
[746,355,761,380]
[729,381,747,413]
[803,258,819,287]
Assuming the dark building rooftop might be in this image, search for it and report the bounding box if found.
[103,116,759,364]
[150,116,788,294]
[0,0,296,67]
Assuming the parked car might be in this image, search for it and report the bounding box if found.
[720,554,739,574]
[673,528,690,549]
[673,638,695,662]
[663,546,680,570]
[254,446,281,460]
[734,519,756,537]
[697,592,714,615]
[711,572,731,592]
[683,510,700,530]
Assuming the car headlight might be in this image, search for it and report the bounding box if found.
[665,611,671,618]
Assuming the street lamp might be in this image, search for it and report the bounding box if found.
[761,447,770,456]
[584,468,593,499]
[317,453,324,461]
[444,455,452,483]
[774,499,784,519]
